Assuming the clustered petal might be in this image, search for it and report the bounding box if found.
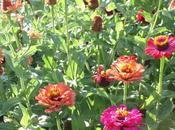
[1,0,22,13]
[107,55,144,84]
[92,65,115,87]
[35,83,75,113]
[100,105,142,130]
[92,15,103,32]
[84,0,99,10]
[45,0,57,5]
[136,9,145,23]
[145,35,175,59]
[28,30,43,40]
[169,0,175,10]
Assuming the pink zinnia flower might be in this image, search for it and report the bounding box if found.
[92,65,115,87]
[145,35,175,59]
[100,105,142,130]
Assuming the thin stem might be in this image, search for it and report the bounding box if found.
[65,0,70,53]
[157,57,165,96]
[55,114,62,130]
[123,83,128,104]
[96,33,100,64]
[149,0,162,33]
[20,77,25,90]
[51,5,55,32]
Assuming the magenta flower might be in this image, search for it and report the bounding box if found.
[136,9,145,23]
[100,105,142,130]
[145,35,175,59]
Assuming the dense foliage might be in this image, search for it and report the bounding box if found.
[0,0,175,130]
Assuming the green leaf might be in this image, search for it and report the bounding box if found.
[158,99,173,120]
[0,98,21,116]
[75,0,85,8]
[20,104,30,128]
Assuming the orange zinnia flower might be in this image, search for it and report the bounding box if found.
[27,30,42,40]
[108,55,144,84]
[1,0,22,13]
[35,83,76,113]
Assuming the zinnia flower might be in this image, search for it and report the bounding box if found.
[136,9,145,23]
[92,65,115,87]
[145,35,175,59]
[28,56,33,65]
[35,83,75,113]
[92,15,103,32]
[85,0,99,9]
[168,0,175,10]
[1,0,22,13]
[100,105,142,130]
[45,0,57,5]
[108,55,144,84]
[28,30,42,40]
[105,9,114,16]
[0,48,5,65]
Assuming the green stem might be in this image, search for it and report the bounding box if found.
[55,114,62,130]
[51,5,55,32]
[123,83,128,104]
[149,0,162,33]
[157,57,165,96]
[65,0,70,53]
[8,15,21,47]
[20,77,25,90]
[96,33,100,64]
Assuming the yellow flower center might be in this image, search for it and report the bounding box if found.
[49,88,59,98]
[120,63,133,73]
[154,35,168,46]
[116,108,129,118]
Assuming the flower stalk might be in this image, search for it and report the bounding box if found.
[157,57,165,96]
[51,5,55,32]
[65,0,70,53]
[123,83,128,104]
[149,0,162,33]
[55,114,62,130]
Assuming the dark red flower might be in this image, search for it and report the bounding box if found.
[92,65,115,87]
[136,9,145,23]
[105,9,114,16]
[145,35,175,59]
[85,0,99,10]
[1,0,22,13]
[45,0,57,5]
[108,55,144,84]
[92,15,103,32]
[35,83,75,113]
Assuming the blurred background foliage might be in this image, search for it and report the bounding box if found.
[0,0,175,130]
